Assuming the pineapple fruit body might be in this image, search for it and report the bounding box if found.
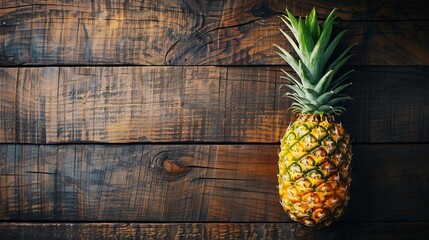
[278,114,351,227]
[274,7,355,227]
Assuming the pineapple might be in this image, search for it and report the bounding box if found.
[275,8,353,227]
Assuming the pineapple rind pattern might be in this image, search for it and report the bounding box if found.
[278,114,351,227]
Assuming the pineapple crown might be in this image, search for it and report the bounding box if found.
[274,8,355,115]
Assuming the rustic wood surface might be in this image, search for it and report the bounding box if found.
[1,0,428,238]
[1,144,428,222]
[0,66,287,143]
[1,0,428,65]
[1,66,428,144]
[0,222,428,240]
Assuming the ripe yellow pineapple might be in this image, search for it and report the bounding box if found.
[275,8,354,227]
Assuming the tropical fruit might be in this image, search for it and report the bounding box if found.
[275,8,354,227]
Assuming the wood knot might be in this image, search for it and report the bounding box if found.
[250,3,275,18]
[151,150,192,181]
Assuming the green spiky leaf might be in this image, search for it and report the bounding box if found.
[307,8,320,41]
[276,8,354,115]
[314,69,334,94]
[324,30,346,62]
[298,18,315,64]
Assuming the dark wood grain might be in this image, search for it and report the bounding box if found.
[342,66,429,143]
[1,1,428,238]
[343,144,429,222]
[1,0,428,65]
[1,66,428,144]
[0,222,427,240]
[0,144,428,222]
[0,66,287,143]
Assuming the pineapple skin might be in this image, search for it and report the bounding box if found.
[278,114,352,227]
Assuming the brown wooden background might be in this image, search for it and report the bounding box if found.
[1,0,428,239]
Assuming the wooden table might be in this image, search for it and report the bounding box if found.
[1,1,428,239]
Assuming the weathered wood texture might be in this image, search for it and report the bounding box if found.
[1,0,428,65]
[1,66,428,144]
[1,222,428,240]
[1,144,428,222]
[1,0,428,239]
[0,66,286,143]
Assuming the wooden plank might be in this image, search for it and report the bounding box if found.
[1,0,428,21]
[342,144,429,222]
[0,222,427,240]
[1,66,428,144]
[0,144,428,222]
[0,66,286,143]
[1,1,428,65]
[342,66,429,143]
[0,144,282,222]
